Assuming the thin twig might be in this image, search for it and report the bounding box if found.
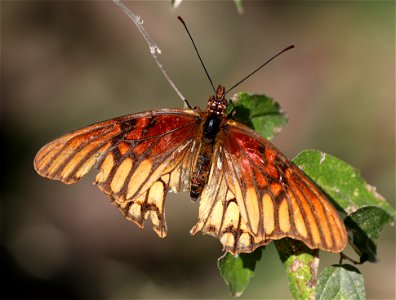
[113,0,188,107]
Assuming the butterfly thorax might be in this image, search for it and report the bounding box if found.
[190,85,227,200]
[206,85,228,116]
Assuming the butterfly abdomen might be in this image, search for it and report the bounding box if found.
[190,85,228,200]
[190,114,222,199]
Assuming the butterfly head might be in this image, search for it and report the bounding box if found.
[207,84,228,116]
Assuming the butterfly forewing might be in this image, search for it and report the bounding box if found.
[192,119,346,254]
[34,118,127,184]
[34,109,202,237]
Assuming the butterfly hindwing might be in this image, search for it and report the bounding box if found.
[34,109,202,238]
[190,145,255,254]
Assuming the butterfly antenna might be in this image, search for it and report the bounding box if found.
[225,45,295,94]
[178,16,216,93]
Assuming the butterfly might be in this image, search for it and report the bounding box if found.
[34,84,347,254]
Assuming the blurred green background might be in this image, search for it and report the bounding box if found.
[1,1,394,299]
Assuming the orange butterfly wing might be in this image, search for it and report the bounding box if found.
[191,119,347,254]
[34,109,202,237]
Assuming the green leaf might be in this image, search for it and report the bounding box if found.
[275,239,319,300]
[227,92,288,140]
[292,150,395,262]
[292,150,394,216]
[218,248,263,297]
[316,264,365,300]
[345,207,392,263]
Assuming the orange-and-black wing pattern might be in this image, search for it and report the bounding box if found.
[191,119,347,254]
[34,109,201,237]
